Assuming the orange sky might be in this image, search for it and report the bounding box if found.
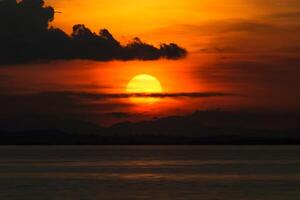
[47,0,300,49]
[1,0,300,125]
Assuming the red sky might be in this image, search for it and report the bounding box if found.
[0,0,300,125]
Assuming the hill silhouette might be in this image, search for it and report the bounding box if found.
[0,110,300,145]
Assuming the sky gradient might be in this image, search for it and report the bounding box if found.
[0,0,300,126]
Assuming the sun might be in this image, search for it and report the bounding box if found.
[126,74,163,104]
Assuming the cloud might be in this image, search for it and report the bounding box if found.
[105,112,132,119]
[266,11,300,20]
[201,56,300,86]
[0,0,187,65]
[196,53,300,111]
[104,112,140,119]
[150,14,300,54]
[201,21,300,53]
[0,91,135,125]
[0,91,230,116]
[42,91,231,99]
[0,91,229,125]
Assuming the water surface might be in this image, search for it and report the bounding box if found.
[0,146,299,200]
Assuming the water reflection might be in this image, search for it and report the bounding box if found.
[0,146,299,200]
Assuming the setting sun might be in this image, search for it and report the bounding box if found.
[1,1,300,199]
[126,74,163,104]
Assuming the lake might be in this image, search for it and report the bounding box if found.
[0,146,299,200]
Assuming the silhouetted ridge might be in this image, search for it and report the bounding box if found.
[0,111,300,145]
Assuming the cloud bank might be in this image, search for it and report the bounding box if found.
[0,91,231,125]
[41,91,231,100]
[0,0,187,65]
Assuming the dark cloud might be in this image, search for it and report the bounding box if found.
[0,91,229,126]
[0,0,187,65]
[0,91,230,111]
[42,91,231,100]
[0,90,232,126]
[0,91,230,117]
[105,112,136,119]
[0,91,135,125]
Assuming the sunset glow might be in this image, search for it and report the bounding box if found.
[1,0,300,126]
[126,74,163,104]
[1,1,300,198]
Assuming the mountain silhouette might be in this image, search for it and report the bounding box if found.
[0,110,299,145]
